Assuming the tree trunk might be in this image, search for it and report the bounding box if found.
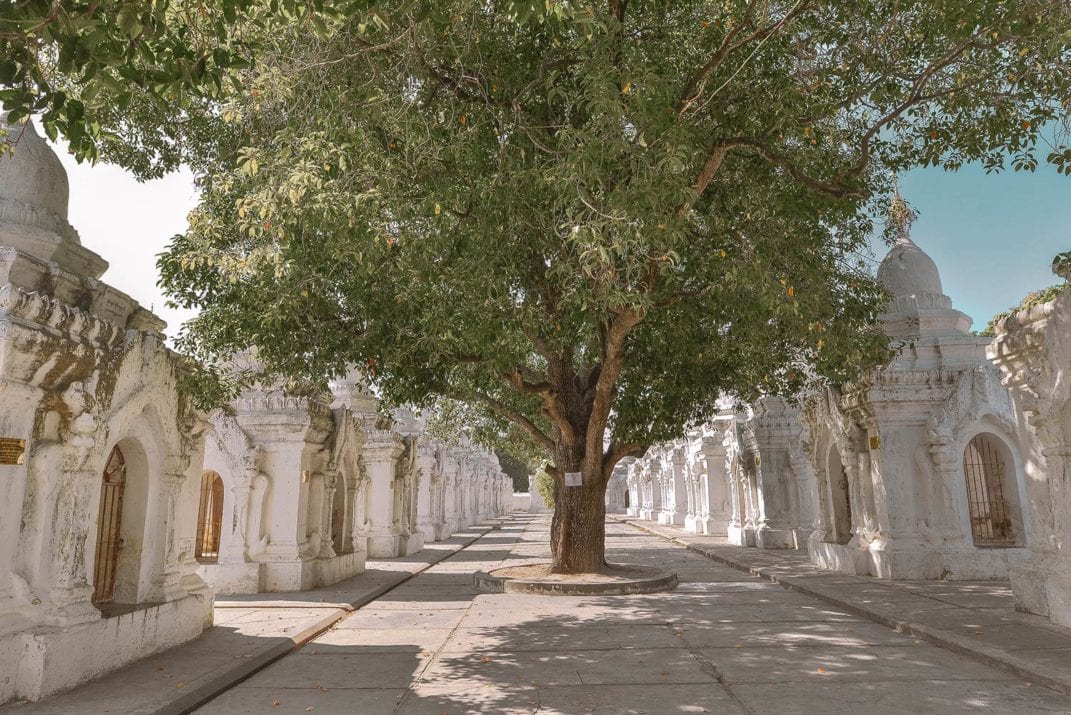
[549,465,607,574]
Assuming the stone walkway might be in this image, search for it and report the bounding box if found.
[621,516,1071,697]
[194,516,1071,714]
[1,524,499,715]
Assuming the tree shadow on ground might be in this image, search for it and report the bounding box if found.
[195,539,1071,715]
[196,599,1071,715]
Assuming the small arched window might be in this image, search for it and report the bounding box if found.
[963,434,1019,547]
[195,471,225,563]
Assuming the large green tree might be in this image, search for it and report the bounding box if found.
[148,0,1070,573]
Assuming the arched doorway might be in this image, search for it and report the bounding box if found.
[827,444,853,545]
[963,434,1021,547]
[93,446,127,605]
[332,473,351,555]
[195,471,225,563]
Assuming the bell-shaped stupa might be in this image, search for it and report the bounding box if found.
[877,186,973,339]
[0,114,164,331]
[0,114,109,280]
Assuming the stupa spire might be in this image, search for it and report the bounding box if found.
[888,174,917,244]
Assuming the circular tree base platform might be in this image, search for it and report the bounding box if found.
[474,563,678,596]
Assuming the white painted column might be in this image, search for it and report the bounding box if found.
[361,431,404,558]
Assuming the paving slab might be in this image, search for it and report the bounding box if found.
[309,627,456,653]
[334,608,470,630]
[731,680,1071,714]
[198,686,407,714]
[656,601,866,625]
[531,683,745,715]
[703,644,1018,684]
[400,683,541,714]
[240,650,433,690]
[442,623,683,652]
[675,620,927,648]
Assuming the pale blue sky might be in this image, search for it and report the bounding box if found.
[56,149,1068,338]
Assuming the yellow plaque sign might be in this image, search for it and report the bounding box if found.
[0,438,26,465]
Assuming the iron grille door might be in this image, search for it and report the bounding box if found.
[963,436,1016,547]
[93,447,126,605]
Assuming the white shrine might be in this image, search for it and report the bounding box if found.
[804,200,1029,579]
[0,117,212,702]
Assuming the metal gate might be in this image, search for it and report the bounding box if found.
[93,446,126,605]
[963,435,1016,546]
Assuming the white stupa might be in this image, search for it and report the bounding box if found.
[0,115,163,331]
[875,187,988,369]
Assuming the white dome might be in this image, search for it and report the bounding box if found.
[877,236,944,299]
[0,115,70,225]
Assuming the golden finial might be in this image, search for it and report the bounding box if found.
[888,174,916,243]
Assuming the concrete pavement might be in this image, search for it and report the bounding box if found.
[194,516,1071,714]
[622,516,1071,697]
[1,524,499,715]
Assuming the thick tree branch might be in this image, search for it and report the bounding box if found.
[505,368,578,446]
[602,440,647,482]
[582,308,642,475]
[608,0,628,67]
[472,390,555,453]
[505,369,553,396]
[732,137,866,198]
[683,143,733,213]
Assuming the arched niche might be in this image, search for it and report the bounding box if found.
[332,472,352,555]
[306,471,325,548]
[90,437,152,611]
[962,432,1025,547]
[195,471,225,563]
[826,443,853,546]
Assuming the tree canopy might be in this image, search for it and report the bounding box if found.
[13,0,1071,571]
[0,0,358,164]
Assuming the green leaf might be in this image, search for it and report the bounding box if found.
[116,4,144,39]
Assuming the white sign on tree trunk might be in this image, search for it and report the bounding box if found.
[564,472,582,487]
